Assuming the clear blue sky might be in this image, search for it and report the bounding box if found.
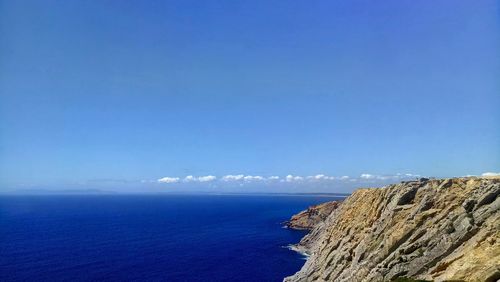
[1,0,499,193]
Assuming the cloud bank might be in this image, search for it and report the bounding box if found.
[184,175,217,182]
[286,175,304,182]
[157,177,180,183]
[360,173,421,181]
[482,172,500,177]
[156,173,423,185]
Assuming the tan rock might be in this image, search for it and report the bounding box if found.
[286,201,340,230]
[285,177,500,282]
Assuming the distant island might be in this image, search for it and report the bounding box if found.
[285,177,500,281]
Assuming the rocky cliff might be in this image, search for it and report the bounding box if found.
[286,201,340,230]
[285,177,500,282]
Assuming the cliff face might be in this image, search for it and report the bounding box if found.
[286,201,340,230]
[285,177,500,282]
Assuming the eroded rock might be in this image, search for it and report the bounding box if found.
[285,177,500,282]
[285,201,340,230]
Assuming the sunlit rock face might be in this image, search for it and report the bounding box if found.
[285,201,340,231]
[285,177,500,282]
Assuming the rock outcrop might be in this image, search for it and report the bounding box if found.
[286,201,340,230]
[285,177,500,282]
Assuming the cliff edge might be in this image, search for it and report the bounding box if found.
[285,201,340,230]
[285,177,500,282]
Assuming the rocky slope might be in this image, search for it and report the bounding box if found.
[285,177,500,282]
[286,201,340,230]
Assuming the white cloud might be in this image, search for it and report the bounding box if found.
[360,173,375,179]
[307,174,335,181]
[286,175,304,182]
[482,172,500,177]
[340,176,350,180]
[198,175,217,182]
[157,177,180,183]
[184,175,217,182]
[243,175,265,181]
[395,173,420,179]
[222,175,245,181]
[361,173,420,181]
[221,174,268,182]
[404,173,420,178]
[376,175,391,180]
[184,175,196,182]
[268,176,280,180]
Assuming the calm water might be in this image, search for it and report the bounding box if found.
[0,195,339,281]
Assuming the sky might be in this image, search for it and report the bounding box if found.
[1,0,499,193]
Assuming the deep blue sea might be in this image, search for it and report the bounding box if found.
[0,195,341,281]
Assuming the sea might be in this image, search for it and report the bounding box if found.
[0,194,343,281]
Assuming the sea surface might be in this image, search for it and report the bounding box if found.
[0,194,342,281]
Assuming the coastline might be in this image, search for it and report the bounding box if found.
[284,177,500,281]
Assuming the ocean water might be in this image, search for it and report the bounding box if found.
[0,195,341,281]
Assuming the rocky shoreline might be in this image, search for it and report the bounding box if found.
[284,177,500,282]
[285,201,340,230]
